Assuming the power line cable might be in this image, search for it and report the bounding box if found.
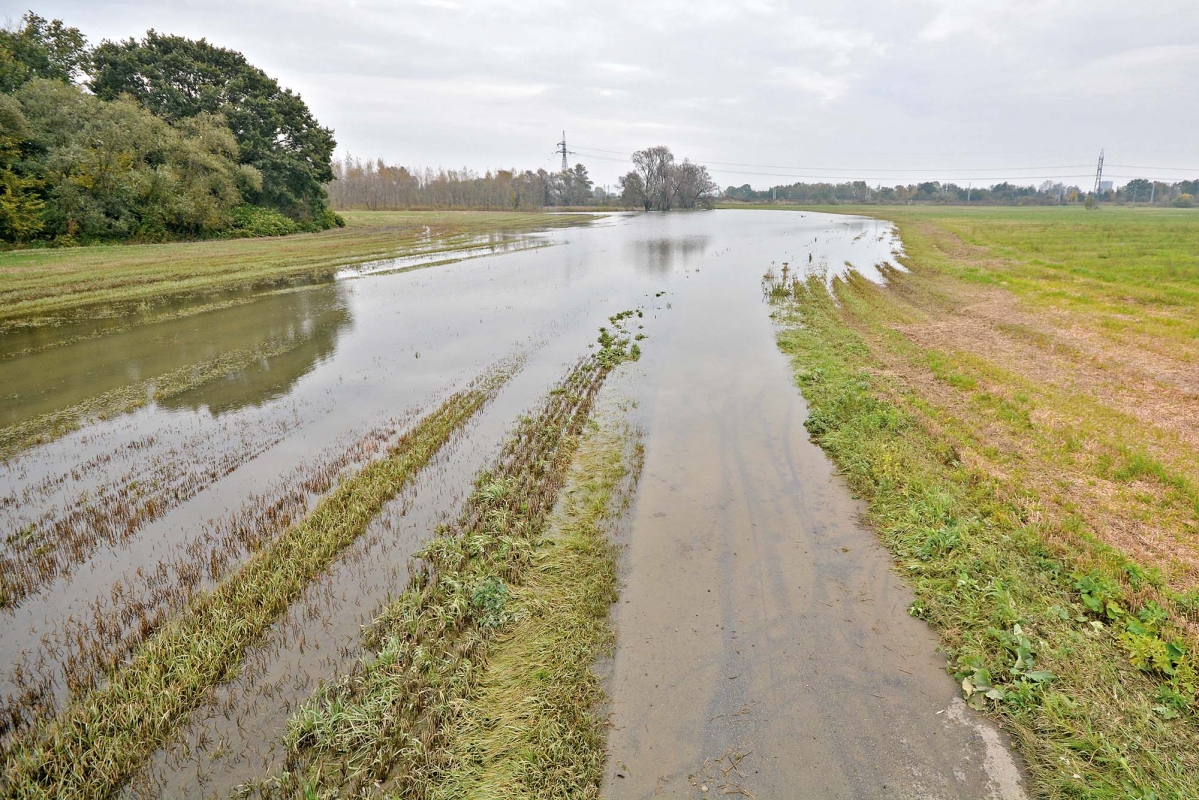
[569,144,1094,174]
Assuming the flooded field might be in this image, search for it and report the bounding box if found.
[0,210,1024,797]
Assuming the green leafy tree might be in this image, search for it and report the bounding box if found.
[0,93,43,240]
[0,12,88,92]
[17,79,252,240]
[1124,178,1151,203]
[89,32,336,222]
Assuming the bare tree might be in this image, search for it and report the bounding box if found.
[632,145,674,211]
[672,160,718,209]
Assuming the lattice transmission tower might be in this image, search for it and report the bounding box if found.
[556,131,569,171]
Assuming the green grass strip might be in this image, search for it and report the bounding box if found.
[772,277,1199,799]
[428,415,638,800]
[244,316,644,799]
[0,211,596,330]
[1,368,513,799]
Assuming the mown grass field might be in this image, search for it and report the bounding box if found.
[0,210,593,329]
[768,205,1199,798]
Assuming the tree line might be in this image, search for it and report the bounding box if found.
[0,12,340,244]
[328,146,717,212]
[328,159,602,210]
[723,178,1199,207]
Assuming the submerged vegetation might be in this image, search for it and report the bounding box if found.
[0,210,596,331]
[765,206,1199,797]
[2,365,515,797]
[242,316,644,798]
[2,306,645,798]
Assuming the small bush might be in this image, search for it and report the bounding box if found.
[228,205,300,237]
[1172,193,1195,208]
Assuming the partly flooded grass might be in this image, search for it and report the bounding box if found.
[1,364,515,798]
[766,208,1199,798]
[244,319,643,798]
[0,412,415,754]
[427,412,641,800]
[0,211,597,332]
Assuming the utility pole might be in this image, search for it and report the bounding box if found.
[1093,149,1105,196]
[556,131,569,172]
[1150,183,1156,204]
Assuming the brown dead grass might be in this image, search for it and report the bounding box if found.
[834,263,1199,593]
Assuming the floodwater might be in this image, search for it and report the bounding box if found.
[0,210,1025,798]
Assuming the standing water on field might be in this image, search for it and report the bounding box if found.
[0,211,1023,799]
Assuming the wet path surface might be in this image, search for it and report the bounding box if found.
[0,211,1027,797]
[603,214,1026,798]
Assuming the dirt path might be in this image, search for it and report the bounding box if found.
[603,215,1028,798]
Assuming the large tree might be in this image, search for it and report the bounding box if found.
[0,12,88,93]
[89,32,336,221]
[17,79,252,240]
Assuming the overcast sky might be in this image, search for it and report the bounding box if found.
[9,0,1199,188]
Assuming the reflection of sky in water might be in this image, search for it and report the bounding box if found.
[766,214,905,286]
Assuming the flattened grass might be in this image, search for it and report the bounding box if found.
[1,366,513,799]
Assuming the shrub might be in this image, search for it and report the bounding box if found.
[228,205,300,237]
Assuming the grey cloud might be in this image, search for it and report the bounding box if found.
[14,0,1199,187]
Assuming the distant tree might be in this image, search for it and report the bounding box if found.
[618,171,646,209]
[672,160,717,208]
[632,146,674,210]
[1124,178,1151,203]
[89,32,336,222]
[565,163,593,205]
[0,12,88,92]
[1173,193,1194,208]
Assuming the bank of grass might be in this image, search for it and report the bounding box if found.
[0,210,596,330]
[1,365,514,799]
[766,205,1199,798]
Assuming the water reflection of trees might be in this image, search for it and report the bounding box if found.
[627,235,711,276]
[161,285,352,415]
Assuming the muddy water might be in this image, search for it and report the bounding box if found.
[603,214,1026,799]
[0,210,1025,797]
